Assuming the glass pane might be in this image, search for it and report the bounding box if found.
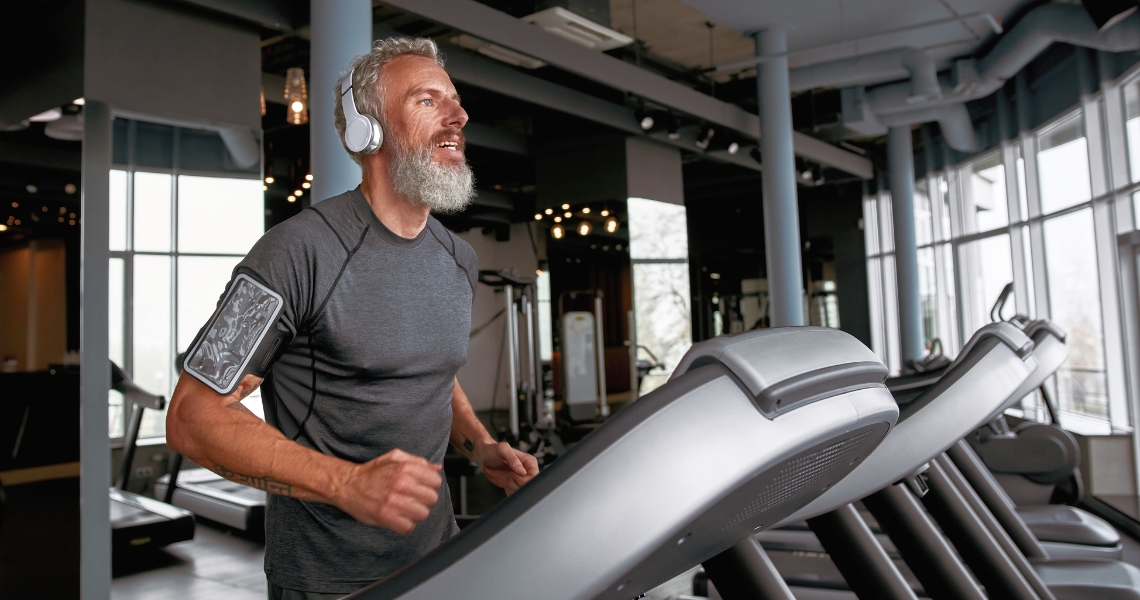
[938,175,952,241]
[1021,226,1036,318]
[632,263,692,380]
[109,170,128,251]
[939,243,959,353]
[882,254,901,375]
[133,172,172,252]
[1037,113,1092,214]
[627,198,689,260]
[917,247,938,350]
[867,258,886,362]
[1043,209,1108,422]
[1014,144,1029,221]
[177,256,243,352]
[178,175,265,254]
[959,234,1013,337]
[133,255,172,438]
[959,152,1008,234]
[914,179,934,246]
[863,196,880,255]
[537,270,553,362]
[109,257,125,438]
[879,193,895,253]
[1125,78,1139,184]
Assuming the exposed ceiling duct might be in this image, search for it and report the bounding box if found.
[789,47,941,103]
[866,3,1140,118]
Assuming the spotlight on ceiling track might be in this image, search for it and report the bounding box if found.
[1080,0,1139,30]
[578,220,592,236]
[635,108,655,131]
[604,216,619,233]
[695,125,716,150]
[551,223,566,239]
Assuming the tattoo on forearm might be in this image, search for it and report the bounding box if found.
[463,439,474,453]
[211,464,293,497]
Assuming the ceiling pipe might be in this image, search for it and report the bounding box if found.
[789,47,941,103]
[867,3,1140,117]
[880,104,979,153]
[216,126,262,169]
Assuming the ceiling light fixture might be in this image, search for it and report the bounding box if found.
[285,67,309,125]
[564,211,572,218]
[73,98,85,106]
[287,195,296,203]
[260,85,267,117]
[600,209,610,217]
[551,223,565,239]
[64,184,76,194]
[545,208,554,215]
[561,203,570,210]
[605,216,619,233]
[535,213,543,220]
[305,174,313,181]
[582,207,591,214]
[26,184,37,194]
[0,224,7,232]
[553,216,562,222]
[302,182,311,189]
[578,221,592,236]
[265,176,275,184]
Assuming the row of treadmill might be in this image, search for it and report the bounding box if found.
[112,311,1140,599]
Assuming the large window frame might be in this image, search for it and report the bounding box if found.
[864,60,1140,437]
[108,122,262,443]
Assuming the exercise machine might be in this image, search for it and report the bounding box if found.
[344,327,899,600]
[109,361,195,551]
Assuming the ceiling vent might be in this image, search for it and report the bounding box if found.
[522,7,633,51]
[452,34,547,69]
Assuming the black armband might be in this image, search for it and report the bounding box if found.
[183,274,294,395]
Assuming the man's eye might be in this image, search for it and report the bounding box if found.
[419,98,432,106]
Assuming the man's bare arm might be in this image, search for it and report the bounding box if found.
[448,378,538,495]
[167,371,443,533]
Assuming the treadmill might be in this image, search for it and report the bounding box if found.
[110,362,196,551]
[344,327,901,600]
[155,458,266,532]
[154,352,267,533]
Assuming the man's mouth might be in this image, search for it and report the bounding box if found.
[435,140,459,150]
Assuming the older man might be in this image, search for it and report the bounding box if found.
[167,37,539,598]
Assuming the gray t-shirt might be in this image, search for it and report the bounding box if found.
[210,188,477,593]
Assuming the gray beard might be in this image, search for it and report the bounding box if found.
[388,139,476,213]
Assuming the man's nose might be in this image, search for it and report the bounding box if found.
[445,100,468,129]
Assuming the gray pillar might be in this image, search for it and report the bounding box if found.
[81,99,112,600]
[310,0,371,202]
[754,29,804,327]
[888,126,924,366]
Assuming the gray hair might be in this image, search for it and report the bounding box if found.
[333,37,446,165]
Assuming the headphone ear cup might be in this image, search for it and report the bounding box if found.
[345,114,384,155]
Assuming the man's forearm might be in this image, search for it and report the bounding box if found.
[167,371,351,505]
[449,379,495,460]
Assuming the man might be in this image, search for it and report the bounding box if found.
[167,37,539,599]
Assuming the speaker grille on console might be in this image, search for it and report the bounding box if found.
[725,430,873,529]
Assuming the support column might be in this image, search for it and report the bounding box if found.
[888,126,924,366]
[753,29,804,327]
[81,99,113,600]
[310,0,371,202]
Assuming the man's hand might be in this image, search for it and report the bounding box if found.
[334,448,443,534]
[474,441,539,496]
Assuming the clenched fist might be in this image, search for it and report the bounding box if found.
[334,448,443,534]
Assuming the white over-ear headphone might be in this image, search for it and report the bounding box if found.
[339,66,383,155]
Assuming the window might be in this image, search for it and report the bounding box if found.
[958,234,1013,337]
[1126,78,1139,185]
[959,152,1008,234]
[109,171,263,439]
[1043,209,1109,423]
[1037,113,1092,215]
[627,197,692,386]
